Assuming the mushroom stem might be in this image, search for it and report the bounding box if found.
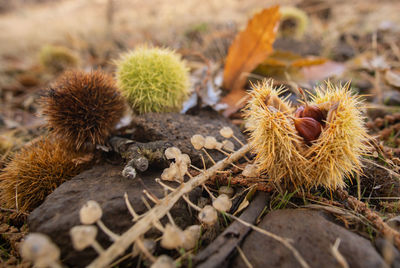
[97,220,120,241]
[91,240,105,254]
[232,135,245,147]
[124,192,140,221]
[155,178,176,192]
[182,195,202,211]
[202,148,216,165]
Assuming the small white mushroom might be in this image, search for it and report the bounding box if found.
[177,162,188,179]
[222,140,235,152]
[182,225,201,250]
[212,194,232,212]
[220,127,234,139]
[161,163,184,182]
[242,164,259,177]
[165,147,182,160]
[20,233,61,268]
[132,238,156,258]
[70,225,98,251]
[160,224,185,249]
[218,186,234,198]
[176,153,191,166]
[191,134,205,150]
[151,255,175,268]
[198,205,218,225]
[79,200,120,241]
[161,166,176,181]
[204,136,219,150]
[215,142,223,150]
[80,200,103,225]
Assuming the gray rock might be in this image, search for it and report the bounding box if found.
[387,216,400,232]
[129,112,246,167]
[384,91,400,106]
[232,209,385,268]
[28,164,201,267]
[375,237,400,268]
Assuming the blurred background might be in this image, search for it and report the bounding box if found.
[1,0,400,137]
[1,0,399,67]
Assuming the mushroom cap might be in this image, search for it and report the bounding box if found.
[80,200,103,224]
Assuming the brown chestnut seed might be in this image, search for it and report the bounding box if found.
[303,104,326,123]
[293,117,322,143]
[295,104,326,125]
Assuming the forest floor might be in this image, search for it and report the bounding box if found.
[2,0,400,267]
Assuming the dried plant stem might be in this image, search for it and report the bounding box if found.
[236,246,253,268]
[88,144,250,268]
[331,238,349,268]
[337,189,400,250]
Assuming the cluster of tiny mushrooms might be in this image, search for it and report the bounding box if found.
[20,127,271,268]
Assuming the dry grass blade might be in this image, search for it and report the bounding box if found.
[331,238,349,268]
[236,245,254,268]
[88,144,250,268]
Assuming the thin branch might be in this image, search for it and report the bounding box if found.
[236,246,253,268]
[88,144,251,268]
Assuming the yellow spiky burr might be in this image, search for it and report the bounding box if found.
[244,79,370,190]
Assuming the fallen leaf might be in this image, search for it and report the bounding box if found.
[253,50,328,80]
[233,185,257,215]
[221,89,250,117]
[385,69,400,88]
[222,6,281,92]
[290,57,327,67]
[220,6,281,116]
[301,61,346,81]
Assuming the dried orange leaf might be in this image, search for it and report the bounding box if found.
[253,51,329,79]
[221,89,249,117]
[222,6,281,92]
[290,57,327,67]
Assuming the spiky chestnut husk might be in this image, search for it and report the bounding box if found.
[116,46,190,114]
[279,6,309,39]
[245,79,370,190]
[39,45,79,73]
[0,138,91,212]
[41,71,125,150]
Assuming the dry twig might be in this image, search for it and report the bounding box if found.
[88,144,250,268]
